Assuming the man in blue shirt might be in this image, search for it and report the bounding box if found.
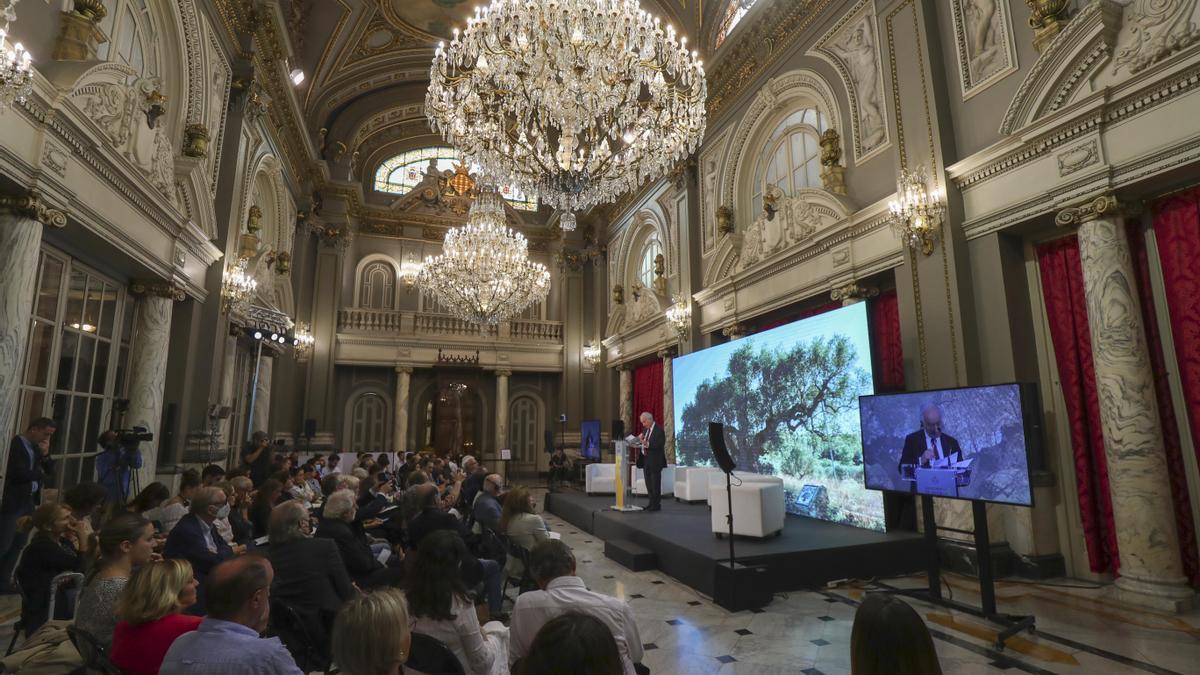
[160,555,303,674]
[94,430,143,505]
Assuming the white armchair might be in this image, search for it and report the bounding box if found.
[585,463,617,495]
[632,465,677,496]
[674,466,723,503]
[706,471,785,506]
[710,476,786,538]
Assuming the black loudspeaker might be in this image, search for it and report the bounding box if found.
[159,404,177,460]
[611,419,624,441]
[544,430,555,454]
[304,418,317,439]
[713,562,772,611]
[709,422,736,474]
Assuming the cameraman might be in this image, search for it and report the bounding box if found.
[95,430,143,505]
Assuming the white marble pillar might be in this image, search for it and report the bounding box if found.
[1059,196,1195,612]
[252,352,274,436]
[0,193,65,447]
[126,280,182,488]
[619,366,633,436]
[218,335,238,450]
[394,366,412,452]
[495,369,511,479]
[659,349,676,464]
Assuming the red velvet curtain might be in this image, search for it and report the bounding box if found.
[632,360,664,427]
[1036,237,1120,574]
[870,289,906,393]
[1150,188,1200,585]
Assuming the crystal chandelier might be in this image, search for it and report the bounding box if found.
[0,0,33,110]
[665,293,691,340]
[291,322,315,361]
[426,0,707,224]
[399,258,423,291]
[418,186,551,328]
[582,343,602,368]
[221,259,258,314]
[887,167,945,256]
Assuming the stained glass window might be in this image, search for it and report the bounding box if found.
[715,1,757,50]
[374,147,538,211]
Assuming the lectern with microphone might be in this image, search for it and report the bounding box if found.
[709,422,773,611]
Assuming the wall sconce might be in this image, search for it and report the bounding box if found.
[221,259,257,314]
[292,322,315,361]
[665,294,692,341]
[399,259,423,291]
[887,167,945,256]
[583,343,602,369]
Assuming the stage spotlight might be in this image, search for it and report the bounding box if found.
[270,332,279,341]
[253,330,263,340]
[292,338,300,346]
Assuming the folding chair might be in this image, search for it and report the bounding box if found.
[405,632,466,675]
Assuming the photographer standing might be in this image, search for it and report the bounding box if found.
[96,430,144,506]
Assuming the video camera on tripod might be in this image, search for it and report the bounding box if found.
[113,426,153,450]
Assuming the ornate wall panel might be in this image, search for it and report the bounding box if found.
[948,0,1019,99]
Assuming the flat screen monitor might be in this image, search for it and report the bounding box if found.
[673,303,883,531]
[858,384,1034,506]
[580,420,601,461]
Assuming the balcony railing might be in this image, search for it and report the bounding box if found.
[337,308,563,343]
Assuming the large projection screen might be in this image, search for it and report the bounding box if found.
[673,303,884,531]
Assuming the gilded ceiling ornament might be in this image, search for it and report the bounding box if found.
[716,205,735,235]
[1025,0,1071,52]
[183,123,210,158]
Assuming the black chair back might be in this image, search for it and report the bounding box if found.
[67,625,122,675]
[405,632,466,675]
[267,599,332,673]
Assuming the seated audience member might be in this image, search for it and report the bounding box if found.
[509,540,642,675]
[473,474,504,533]
[499,486,549,577]
[162,487,237,614]
[458,456,487,509]
[75,512,158,647]
[200,464,226,487]
[271,470,296,503]
[226,476,254,546]
[63,482,109,540]
[407,530,509,675]
[285,468,314,506]
[249,478,283,538]
[110,559,202,675]
[332,588,411,675]
[515,612,622,675]
[15,502,85,635]
[850,594,943,675]
[395,453,417,485]
[326,454,341,476]
[266,501,356,639]
[547,448,570,492]
[317,489,403,589]
[160,556,303,674]
[147,469,202,534]
[129,482,171,520]
[302,464,323,500]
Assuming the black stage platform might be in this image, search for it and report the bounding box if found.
[545,491,927,598]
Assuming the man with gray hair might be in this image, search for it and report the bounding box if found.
[509,540,644,675]
[318,488,404,589]
[163,486,238,613]
[267,500,356,642]
[899,402,964,473]
[639,411,667,511]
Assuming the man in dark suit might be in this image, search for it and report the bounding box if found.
[0,418,56,593]
[898,404,964,475]
[164,487,238,613]
[267,500,356,649]
[317,489,403,589]
[639,412,667,512]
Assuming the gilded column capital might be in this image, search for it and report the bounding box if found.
[0,191,67,229]
[831,281,879,303]
[657,347,677,360]
[130,279,186,302]
[1054,194,1139,228]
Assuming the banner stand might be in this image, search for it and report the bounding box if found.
[611,441,642,512]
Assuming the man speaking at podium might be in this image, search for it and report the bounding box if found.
[899,403,963,470]
[639,412,666,512]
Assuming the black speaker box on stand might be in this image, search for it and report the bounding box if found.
[713,562,772,612]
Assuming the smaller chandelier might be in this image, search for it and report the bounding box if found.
[665,294,691,340]
[583,343,602,368]
[221,259,257,314]
[888,167,945,256]
[0,0,34,110]
[399,259,423,291]
[292,322,315,361]
[559,212,577,233]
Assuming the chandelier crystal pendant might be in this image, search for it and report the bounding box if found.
[221,259,258,314]
[887,167,946,256]
[418,186,551,329]
[0,0,33,110]
[426,0,707,224]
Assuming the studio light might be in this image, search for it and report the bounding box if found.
[289,68,305,86]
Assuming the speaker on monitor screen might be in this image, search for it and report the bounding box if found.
[709,422,736,474]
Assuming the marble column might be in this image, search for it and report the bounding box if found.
[1058,196,1195,612]
[0,193,65,447]
[659,349,676,464]
[495,369,511,479]
[618,366,633,436]
[252,351,274,436]
[218,335,238,452]
[394,366,412,452]
[126,280,184,488]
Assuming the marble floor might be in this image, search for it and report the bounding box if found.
[534,491,1200,675]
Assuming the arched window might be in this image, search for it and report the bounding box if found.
[637,236,663,289]
[751,108,830,214]
[349,393,388,453]
[96,0,158,78]
[358,261,396,309]
[509,396,541,463]
[373,147,538,211]
[715,1,758,49]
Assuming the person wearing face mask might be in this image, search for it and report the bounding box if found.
[163,487,240,615]
[266,500,356,655]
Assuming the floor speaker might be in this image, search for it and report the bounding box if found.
[713,561,772,612]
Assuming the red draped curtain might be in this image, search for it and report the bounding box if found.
[1150,187,1200,585]
[632,360,664,427]
[1036,237,1120,574]
[870,289,906,393]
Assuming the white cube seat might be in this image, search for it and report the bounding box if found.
[706,471,784,505]
[632,465,676,496]
[710,477,786,538]
[674,467,724,502]
[585,463,617,495]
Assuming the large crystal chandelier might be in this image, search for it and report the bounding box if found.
[221,259,258,314]
[0,0,33,110]
[418,186,551,328]
[426,0,707,224]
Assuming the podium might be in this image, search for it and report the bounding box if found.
[611,441,642,512]
[914,468,959,497]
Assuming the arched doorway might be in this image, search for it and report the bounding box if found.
[345,391,389,453]
[509,394,543,478]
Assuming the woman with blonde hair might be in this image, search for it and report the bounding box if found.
[332,589,412,675]
[109,559,202,675]
[499,485,549,577]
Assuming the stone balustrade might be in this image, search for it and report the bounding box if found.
[337,307,562,344]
